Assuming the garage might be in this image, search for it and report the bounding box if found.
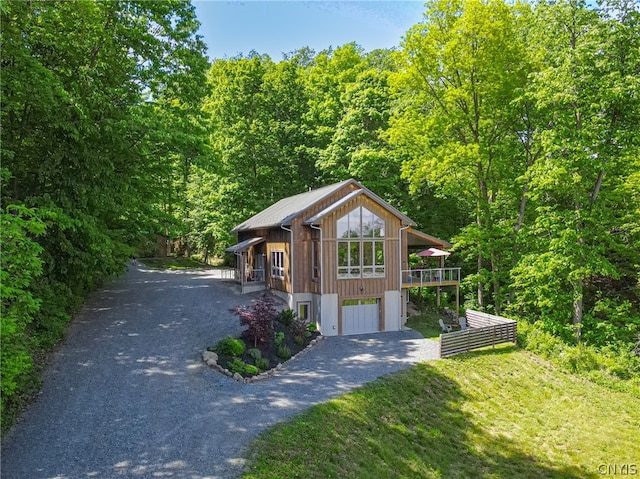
[341,298,380,335]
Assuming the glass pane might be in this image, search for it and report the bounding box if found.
[361,298,378,305]
[362,266,374,277]
[349,242,360,266]
[362,207,374,237]
[337,214,349,238]
[338,242,348,267]
[375,241,384,266]
[348,208,361,237]
[362,241,373,266]
[373,214,385,237]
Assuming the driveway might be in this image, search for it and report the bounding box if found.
[1,265,439,479]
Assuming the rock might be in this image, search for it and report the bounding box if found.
[232,373,243,382]
[202,351,218,362]
[206,357,217,366]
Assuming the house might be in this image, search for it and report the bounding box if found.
[225,179,460,336]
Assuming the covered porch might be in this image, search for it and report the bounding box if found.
[225,237,267,294]
[403,228,460,312]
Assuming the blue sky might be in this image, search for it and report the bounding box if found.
[193,1,427,60]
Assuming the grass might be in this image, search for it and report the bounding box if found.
[138,256,211,270]
[243,347,640,479]
[406,310,446,339]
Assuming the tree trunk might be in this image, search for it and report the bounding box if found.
[572,278,583,342]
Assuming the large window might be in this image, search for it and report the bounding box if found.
[337,207,385,278]
[271,251,285,279]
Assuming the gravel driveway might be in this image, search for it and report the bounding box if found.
[1,265,439,479]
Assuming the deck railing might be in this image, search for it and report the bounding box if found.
[402,267,461,287]
[233,268,265,283]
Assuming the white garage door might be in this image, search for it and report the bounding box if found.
[342,298,380,335]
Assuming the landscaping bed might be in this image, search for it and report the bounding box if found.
[204,295,320,379]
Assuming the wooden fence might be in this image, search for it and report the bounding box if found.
[439,310,517,358]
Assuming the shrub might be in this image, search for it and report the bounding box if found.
[248,348,262,361]
[277,344,292,360]
[290,317,308,339]
[255,357,270,371]
[277,309,296,327]
[307,322,318,332]
[294,335,304,346]
[518,321,640,397]
[274,331,285,347]
[215,336,246,357]
[244,364,259,376]
[227,358,246,374]
[231,295,277,348]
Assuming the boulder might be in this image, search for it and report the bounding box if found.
[202,351,218,363]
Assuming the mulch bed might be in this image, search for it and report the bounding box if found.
[215,321,320,377]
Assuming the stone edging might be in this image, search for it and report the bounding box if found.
[202,335,326,384]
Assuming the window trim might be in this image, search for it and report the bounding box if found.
[311,239,320,281]
[337,207,385,279]
[271,250,285,279]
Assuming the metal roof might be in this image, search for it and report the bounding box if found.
[231,179,355,232]
[225,237,265,253]
[407,228,452,248]
[232,179,417,233]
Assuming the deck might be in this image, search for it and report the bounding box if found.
[401,268,461,289]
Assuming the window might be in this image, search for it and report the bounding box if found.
[337,207,385,278]
[312,239,320,280]
[271,251,285,279]
[297,302,310,321]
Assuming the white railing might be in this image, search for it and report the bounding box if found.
[235,268,265,283]
[402,268,461,287]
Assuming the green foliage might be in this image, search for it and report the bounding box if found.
[227,358,247,375]
[517,321,640,396]
[307,323,318,332]
[215,336,246,357]
[277,309,296,327]
[1,0,207,430]
[293,335,304,347]
[276,344,292,360]
[255,357,270,371]
[274,332,285,347]
[248,348,262,361]
[244,364,259,376]
[0,200,45,416]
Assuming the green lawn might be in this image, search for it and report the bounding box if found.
[138,256,211,270]
[406,311,446,339]
[243,347,640,479]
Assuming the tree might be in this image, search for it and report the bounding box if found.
[511,0,640,341]
[389,0,532,311]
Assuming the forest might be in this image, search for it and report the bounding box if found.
[1,0,639,428]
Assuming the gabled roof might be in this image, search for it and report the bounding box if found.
[232,179,416,233]
[231,179,354,233]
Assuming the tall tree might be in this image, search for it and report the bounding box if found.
[389,0,531,311]
[511,0,640,341]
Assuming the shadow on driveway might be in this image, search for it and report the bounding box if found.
[1,265,439,479]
